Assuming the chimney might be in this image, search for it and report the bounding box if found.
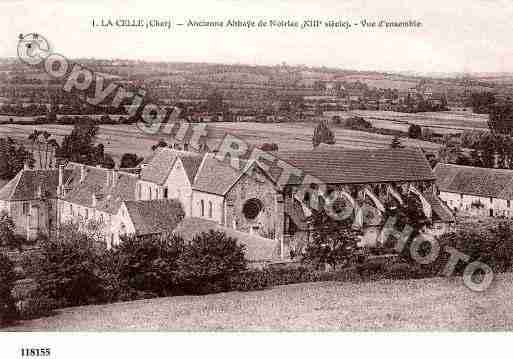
[80,164,86,183]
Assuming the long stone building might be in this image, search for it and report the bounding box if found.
[0,146,454,259]
[435,163,513,218]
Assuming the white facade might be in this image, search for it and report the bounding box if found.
[137,157,193,216]
[191,191,225,224]
[439,191,513,218]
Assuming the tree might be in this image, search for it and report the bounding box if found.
[312,120,336,148]
[408,124,422,139]
[101,153,116,169]
[0,137,34,180]
[28,130,59,169]
[0,253,18,325]
[151,139,168,151]
[0,211,22,250]
[206,90,225,113]
[114,234,184,297]
[390,136,404,149]
[28,222,107,307]
[56,120,110,166]
[177,230,247,293]
[303,208,359,270]
[120,153,143,168]
[488,102,513,136]
[471,92,496,114]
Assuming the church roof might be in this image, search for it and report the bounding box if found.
[192,154,245,195]
[272,147,434,185]
[124,199,185,236]
[140,147,203,185]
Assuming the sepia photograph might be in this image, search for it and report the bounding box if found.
[1,0,513,357]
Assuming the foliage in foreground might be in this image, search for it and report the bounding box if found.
[0,253,18,325]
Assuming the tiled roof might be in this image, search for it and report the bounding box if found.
[272,147,435,185]
[192,154,244,195]
[140,147,203,185]
[434,163,513,200]
[124,199,185,236]
[140,147,179,184]
[173,217,279,262]
[423,192,455,223]
[63,164,138,214]
[0,169,73,201]
[180,155,203,184]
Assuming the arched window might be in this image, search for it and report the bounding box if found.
[149,187,152,200]
[164,187,168,199]
[200,200,205,217]
[208,201,213,218]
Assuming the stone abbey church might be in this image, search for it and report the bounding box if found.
[0,146,453,262]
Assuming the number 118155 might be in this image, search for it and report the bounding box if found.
[21,348,51,357]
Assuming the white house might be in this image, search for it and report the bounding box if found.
[434,163,513,218]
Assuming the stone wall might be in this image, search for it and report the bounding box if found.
[225,165,282,241]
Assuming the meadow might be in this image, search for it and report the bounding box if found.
[6,273,513,330]
[0,119,443,163]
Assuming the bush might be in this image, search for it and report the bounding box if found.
[408,124,422,139]
[344,116,372,130]
[18,295,59,320]
[437,221,513,274]
[177,230,247,294]
[27,229,107,307]
[0,253,18,325]
[259,143,279,152]
[112,234,184,298]
[228,266,362,292]
[0,211,24,250]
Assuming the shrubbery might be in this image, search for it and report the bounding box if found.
[23,229,248,309]
[29,231,107,307]
[435,221,513,274]
[109,234,184,299]
[177,230,247,294]
[0,253,18,325]
[17,295,59,320]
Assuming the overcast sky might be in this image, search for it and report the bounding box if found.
[1,0,513,74]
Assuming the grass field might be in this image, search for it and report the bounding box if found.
[0,120,442,163]
[0,108,490,161]
[6,273,513,331]
[326,110,489,135]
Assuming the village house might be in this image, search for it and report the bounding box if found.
[0,145,454,260]
[434,163,513,218]
[0,165,73,239]
[57,162,139,247]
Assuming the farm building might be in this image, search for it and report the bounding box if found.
[272,148,454,252]
[0,146,453,260]
[434,163,513,218]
